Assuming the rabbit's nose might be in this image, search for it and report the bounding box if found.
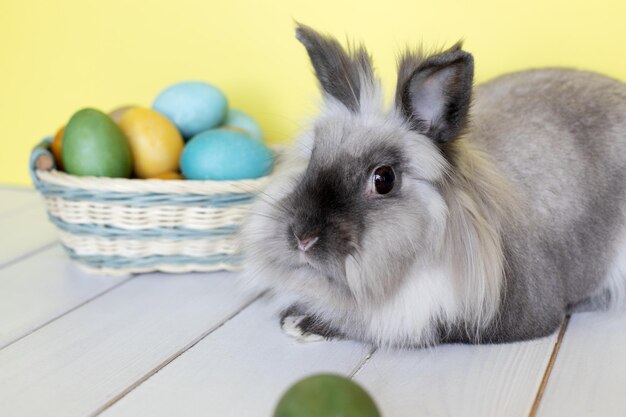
[295,234,319,252]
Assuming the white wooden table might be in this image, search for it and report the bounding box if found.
[0,186,623,417]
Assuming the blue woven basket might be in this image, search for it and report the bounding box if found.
[30,138,274,275]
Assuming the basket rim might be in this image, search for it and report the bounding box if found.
[34,169,273,194]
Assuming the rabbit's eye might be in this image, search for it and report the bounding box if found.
[373,165,395,194]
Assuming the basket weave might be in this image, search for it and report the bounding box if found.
[30,138,275,275]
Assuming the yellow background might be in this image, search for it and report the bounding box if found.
[1,0,625,186]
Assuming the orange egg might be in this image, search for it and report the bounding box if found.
[51,126,65,170]
[118,107,184,179]
[150,171,184,180]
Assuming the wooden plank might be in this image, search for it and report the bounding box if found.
[0,244,128,349]
[0,198,58,268]
[99,298,372,417]
[0,271,257,417]
[536,311,626,417]
[0,189,40,215]
[353,334,559,417]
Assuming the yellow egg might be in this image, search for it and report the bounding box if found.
[150,171,184,180]
[118,107,184,179]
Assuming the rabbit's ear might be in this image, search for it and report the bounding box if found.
[396,43,474,144]
[296,23,374,112]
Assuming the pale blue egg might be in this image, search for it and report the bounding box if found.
[153,81,227,139]
[222,109,264,142]
[181,129,274,180]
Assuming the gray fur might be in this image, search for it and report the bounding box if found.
[240,25,626,348]
[296,23,374,112]
[397,43,474,143]
[468,69,626,342]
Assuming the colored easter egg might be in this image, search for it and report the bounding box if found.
[51,126,65,170]
[118,107,184,179]
[222,109,264,141]
[149,171,184,180]
[109,105,136,123]
[62,108,133,178]
[273,374,381,417]
[180,129,273,180]
[222,125,249,135]
[153,81,227,139]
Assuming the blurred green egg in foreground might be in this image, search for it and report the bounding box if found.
[273,374,381,417]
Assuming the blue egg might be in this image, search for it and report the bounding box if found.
[153,81,228,139]
[181,129,274,180]
[222,109,264,142]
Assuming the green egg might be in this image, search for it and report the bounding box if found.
[273,374,381,417]
[62,108,133,177]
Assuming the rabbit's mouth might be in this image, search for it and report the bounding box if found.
[294,249,325,272]
[291,248,349,285]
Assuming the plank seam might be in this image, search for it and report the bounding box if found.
[527,315,571,417]
[88,291,266,417]
[0,275,135,351]
[0,240,59,271]
[349,347,377,378]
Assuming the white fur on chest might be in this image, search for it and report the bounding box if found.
[362,265,460,346]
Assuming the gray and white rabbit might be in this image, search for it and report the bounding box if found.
[241,24,626,347]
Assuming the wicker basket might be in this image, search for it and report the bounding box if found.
[30,137,276,276]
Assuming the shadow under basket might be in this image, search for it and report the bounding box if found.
[30,138,276,276]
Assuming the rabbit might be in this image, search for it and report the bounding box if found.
[240,23,626,348]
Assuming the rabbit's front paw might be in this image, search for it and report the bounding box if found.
[279,305,343,343]
[280,315,328,342]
